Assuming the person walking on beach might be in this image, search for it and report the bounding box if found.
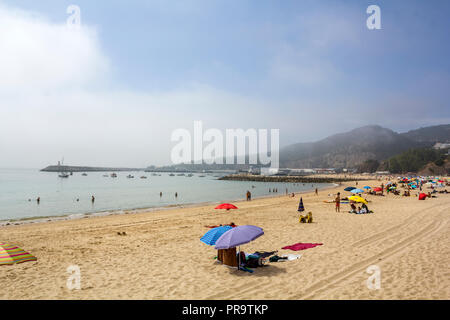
[315,188,318,196]
[335,192,341,212]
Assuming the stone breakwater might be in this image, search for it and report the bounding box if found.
[219,174,373,183]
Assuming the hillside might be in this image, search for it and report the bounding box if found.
[279,125,421,169]
[401,124,450,144]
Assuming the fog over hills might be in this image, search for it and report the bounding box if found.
[279,124,450,169]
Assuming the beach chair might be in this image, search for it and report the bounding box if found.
[299,212,313,223]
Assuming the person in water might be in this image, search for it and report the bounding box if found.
[37,197,40,204]
[160,192,162,197]
[246,191,251,201]
[175,192,178,198]
[91,196,95,204]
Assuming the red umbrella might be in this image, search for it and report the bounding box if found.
[418,193,427,200]
[373,187,382,192]
[215,203,238,211]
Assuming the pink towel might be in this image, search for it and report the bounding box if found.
[282,243,323,251]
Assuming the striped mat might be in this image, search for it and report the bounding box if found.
[0,242,37,265]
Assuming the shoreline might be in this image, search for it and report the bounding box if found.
[0,183,338,228]
[219,173,378,183]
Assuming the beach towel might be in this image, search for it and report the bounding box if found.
[281,254,301,261]
[281,243,323,251]
[269,255,288,262]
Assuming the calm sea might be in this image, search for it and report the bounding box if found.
[0,168,333,221]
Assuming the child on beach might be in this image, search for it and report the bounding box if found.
[335,193,341,212]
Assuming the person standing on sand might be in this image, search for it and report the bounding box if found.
[246,190,251,201]
[315,188,318,195]
[335,192,340,212]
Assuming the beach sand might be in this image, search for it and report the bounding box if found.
[1,180,449,300]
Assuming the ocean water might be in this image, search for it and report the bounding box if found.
[0,168,333,221]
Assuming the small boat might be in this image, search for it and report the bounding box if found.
[169,173,175,176]
[82,173,88,176]
[111,173,117,178]
[199,175,206,178]
[140,176,147,179]
[187,174,193,177]
[58,158,69,178]
[127,175,134,179]
[177,173,185,176]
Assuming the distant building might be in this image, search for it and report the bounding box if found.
[315,168,336,174]
[260,168,280,176]
[288,168,316,176]
[433,142,450,150]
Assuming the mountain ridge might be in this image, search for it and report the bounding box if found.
[279,124,450,169]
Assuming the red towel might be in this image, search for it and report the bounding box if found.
[282,243,323,251]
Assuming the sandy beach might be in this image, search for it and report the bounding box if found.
[1,179,449,300]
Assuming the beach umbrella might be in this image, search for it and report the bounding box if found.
[298,197,305,212]
[0,242,37,265]
[363,186,371,189]
[215,203,238,211]
[215,225,264,250]
[200,226,233,246]
[344,187,356,191]
[348,196,368,205]
[350,188,365,194]
[373,187,382,192]
[418,193,427,200]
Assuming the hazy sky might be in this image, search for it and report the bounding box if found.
[0,0,449,168]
